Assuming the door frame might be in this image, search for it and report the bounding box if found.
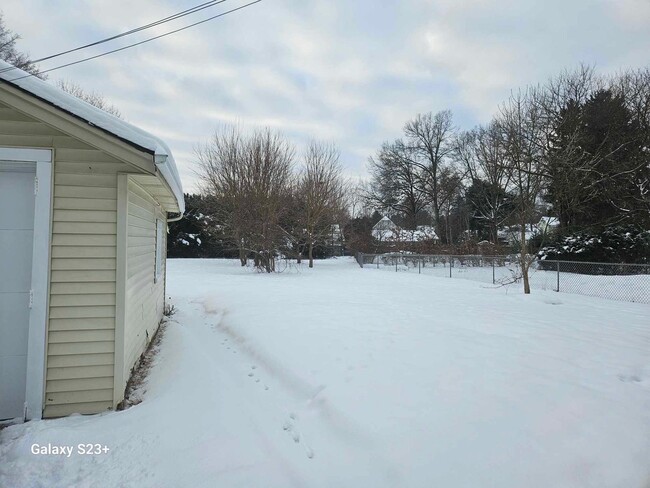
[0,147,52,420]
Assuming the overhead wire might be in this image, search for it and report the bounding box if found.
[4,0,262,80]
[0,0,229,75]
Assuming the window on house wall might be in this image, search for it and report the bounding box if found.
[155,218,164,283]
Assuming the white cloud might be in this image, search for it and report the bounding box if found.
[2,0,648,192]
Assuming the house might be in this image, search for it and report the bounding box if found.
[0,60,184,420]
[372,216,439,243]
[497,216,560,245]
[371,216,399,240]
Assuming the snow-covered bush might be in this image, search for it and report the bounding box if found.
[537,225,650,265]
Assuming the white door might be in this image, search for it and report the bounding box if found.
[0,163,36,419]
[0,148,51,421]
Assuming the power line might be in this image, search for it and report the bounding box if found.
[0,0,228,75]
[37,1,229,63]
[8,1,262,82]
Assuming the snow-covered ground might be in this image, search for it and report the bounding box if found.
[2,257,649,487]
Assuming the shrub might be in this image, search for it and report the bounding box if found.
[537,225,650,264]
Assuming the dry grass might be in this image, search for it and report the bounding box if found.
[117,318,169,411]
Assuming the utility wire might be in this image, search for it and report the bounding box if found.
[0,0,228,75]
[8,1,262,81]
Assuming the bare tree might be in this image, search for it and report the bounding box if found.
[437,164,465,244]
[0,12,42,78]
[244,129,295,271]
[457,122,514,244]
[196,125,295,272]
[499,89,545,294]
[403,110,456,236]
[367,141,427,229]
[195,125,247,265]
[348,180,372,219]
[57,80,122,118]
[296,142,346,267]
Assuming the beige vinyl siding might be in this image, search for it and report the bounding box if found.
[0,101,129,417]
[123,179,166,381]
[45,151,135,417]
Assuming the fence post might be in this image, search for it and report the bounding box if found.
[358,252,363,268]
[418,256,421,274]
[492,257,495,284]
[396,255,398,272]
[450,257,453,278]
[556,260,560,292]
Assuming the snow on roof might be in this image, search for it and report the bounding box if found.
[373,216,398,230]
[0,60,184,213]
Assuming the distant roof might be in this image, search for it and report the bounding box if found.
[0,60,184,213]
[373,216,397,229]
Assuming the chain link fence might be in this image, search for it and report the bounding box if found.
[355,253,650,304]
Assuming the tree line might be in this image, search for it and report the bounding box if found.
[365,66,649,292]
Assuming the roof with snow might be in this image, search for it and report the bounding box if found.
[0,60,184,213]
[373,216,398,230]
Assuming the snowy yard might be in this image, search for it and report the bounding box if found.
[2,257,650,487]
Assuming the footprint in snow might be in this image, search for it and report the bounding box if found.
[618,373,642,383]
[283,415,315,459]
[248,372,254,377]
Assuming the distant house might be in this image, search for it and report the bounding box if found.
[497,216,560,245]
[372,216,439,243]
[0,61,184,420]
[372,216,399,240]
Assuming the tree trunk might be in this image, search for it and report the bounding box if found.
[308,241,314,268]
[433,206,443,244]
[239,245,246,266]
[520,226,530,294]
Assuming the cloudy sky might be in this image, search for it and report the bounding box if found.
[3,0,649,191]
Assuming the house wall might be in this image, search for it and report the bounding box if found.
[0,100,149,417]
[122,179,166,385]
